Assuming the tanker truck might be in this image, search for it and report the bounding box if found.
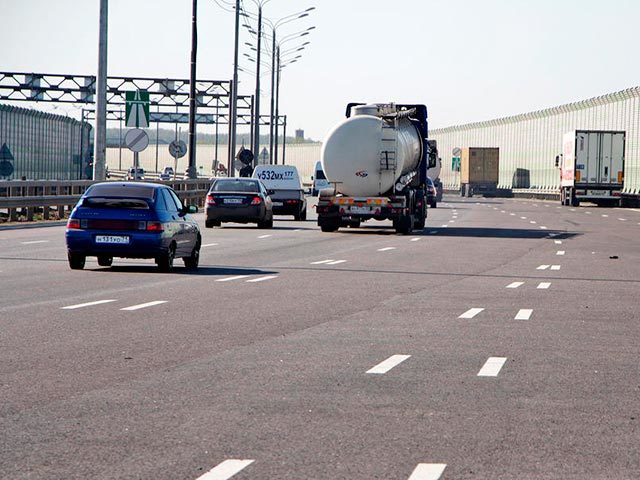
[316,103,436,234]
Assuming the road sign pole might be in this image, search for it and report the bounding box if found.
[186,0,198,180]
[134,151,139,169]
[93,0,108,181]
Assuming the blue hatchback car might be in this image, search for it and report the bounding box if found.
[65,182,201,272]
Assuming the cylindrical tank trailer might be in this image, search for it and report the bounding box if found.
[321,104,423,197]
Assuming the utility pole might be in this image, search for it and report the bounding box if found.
[93,0,108,181]
[252,5,263,167]
[274,46,281,164]
[186,0,198,179]
[229,0,241,175]
[269,30,276,164]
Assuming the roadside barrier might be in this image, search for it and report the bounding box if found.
[0,178,212,223]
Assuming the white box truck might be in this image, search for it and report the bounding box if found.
[558,130,625,207]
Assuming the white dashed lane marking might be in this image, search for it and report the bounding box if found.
[618,218,627,222]
[21,240,49,245]
[258,234,272,239]
[62,299,117,310]
[530,221,537,224]
[550,265,561,270]
[407,463,447,480]
[327,260,347,265]
[246,275,278,283]
[120,300,168,311]
[537,282,551,289]
[520,216,527,219]
[506,282,524,289]
[195,459,254,480]
[410,237,422,242]
[515,309,533,320]
[540,226,548,230]
[202,243,219,248]
[478,357,507,377]
[216,275,251,282]
[377,247,397,252]
[366,354,411,374]
[557,250,565,255]
[310,259,334,265]
[537,265,550,270]
[459,308,484,319]
[554,240,562,244]
[602,214,609,217]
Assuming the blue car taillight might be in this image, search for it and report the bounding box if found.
[145,221,164,232]
[67,219,88,229]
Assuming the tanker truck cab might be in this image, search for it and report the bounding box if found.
[316,103,435,234]
[252,165,307,221]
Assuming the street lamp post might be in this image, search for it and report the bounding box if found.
[229,0,241,175]
[186,0,198,179]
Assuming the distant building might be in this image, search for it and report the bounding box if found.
[295,129,304,141]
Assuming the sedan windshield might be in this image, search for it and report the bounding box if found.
[211,180,259,193]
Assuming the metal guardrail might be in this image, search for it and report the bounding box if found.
[0,178,212,222]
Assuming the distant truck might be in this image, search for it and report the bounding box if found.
[557,130,625,207]
[459,147,499,197]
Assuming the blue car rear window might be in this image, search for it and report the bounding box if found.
[82,197,150,209]
[86,184,155,199]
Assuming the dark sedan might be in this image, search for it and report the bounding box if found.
[65,182,201,272]
[205,178,273,228]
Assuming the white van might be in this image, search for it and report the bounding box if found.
[311,161,330,196]
[252,165,307,221]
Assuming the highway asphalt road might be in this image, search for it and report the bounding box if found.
[1,196,639,479]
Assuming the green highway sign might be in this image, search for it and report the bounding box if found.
[125,90,150,128]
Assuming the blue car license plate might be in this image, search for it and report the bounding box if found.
[95,235,130,244]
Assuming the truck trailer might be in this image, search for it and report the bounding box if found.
[316,103,436,234]
[459,147,500,197]
[558,130,625,207]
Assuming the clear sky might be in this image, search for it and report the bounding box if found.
[2,0,640,141]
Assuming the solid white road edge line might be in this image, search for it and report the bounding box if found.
[478,357,507,377]
[120,300,168,311]
[407,463,447,480]
[366,354,411,374]
[459,307,484,319]
[195,459,255,480]
[62,299,117,310]
[515,309,533,320]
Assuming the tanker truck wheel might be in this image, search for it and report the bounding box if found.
[321,223,339,233]
[394,214,414,235]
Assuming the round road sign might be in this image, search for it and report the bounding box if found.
[452,147,462,157]
[237,148,254,165]
[0,160,14,177]
[169,140,187,159]
[125,128,149,153]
